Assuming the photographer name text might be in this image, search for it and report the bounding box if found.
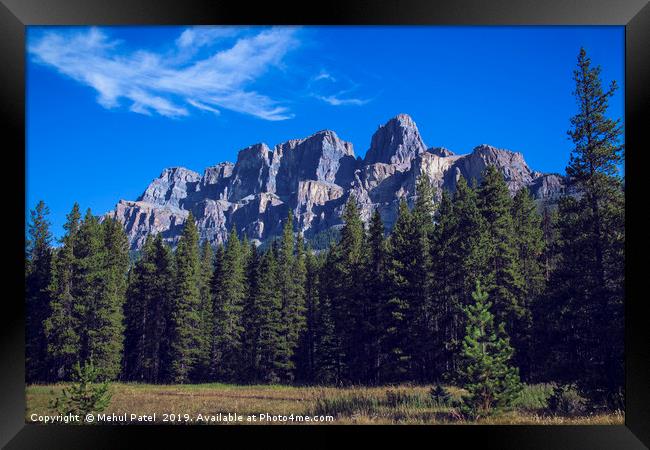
[30,412,334,424]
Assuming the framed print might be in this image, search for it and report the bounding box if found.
[2,0,649,448]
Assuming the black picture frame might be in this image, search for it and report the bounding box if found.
[2,1,648,448]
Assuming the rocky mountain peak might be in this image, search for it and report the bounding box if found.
[137,166,201,208]
[445,144,534,193]
[228,143,272,201]
[235,143,271,167]
[394,113,416,126]
[272,129,356,196]
[364,113,426,167]
[160,166,201,181]
[312,129,355,155]
[108,114,565,250]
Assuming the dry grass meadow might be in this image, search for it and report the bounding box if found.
[25,383,624,425]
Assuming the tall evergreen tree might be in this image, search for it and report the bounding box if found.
[209,244,224,378]
[511,187,545,380]
[332,197,366,383]
[459,281,522,419]
[362,209,387,384]
[433,177,487,381]
[313,248,341,384]
[148,235,175,382]
[73,209,105,373]
[382,199,414,382]
[275,212,306,382]
[26,200,53,382]
[123,236,155,381]
[430,190,458,379]
[295,247,321,383]
[476,166,526,377]
[408,175,436,381]
[531,204,560,381]
[93,217,129,380]
[169,213,201,383]
[193,240,214,381]
[547,48,624,408]
[289,233,307,373]
[211,227,246,380]
[250,246,283,382]
[241,242,262,381]
[45,203,82,380]
[46,206,127,381]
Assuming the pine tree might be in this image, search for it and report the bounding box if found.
[432,177,487,381]
[429,190,458,379]
[362,209,387,384]
[295,247,321,383]
[193,240,214,381]
[169,213,202,383]
[511,187,545,380]
[275,211,305,382]
[313,248,341,384]
[382,199,413,382]
[149,235,175,382]
[46,205,125,381]
[531,204,560,381]
[332,197,366,383]
[74,209,105,374]
[459,281,522,419]
[476,166,526,379]
[408,175,436,381]
[93,217,129,380]
[548,48,624,409]
[209,244,224,378]
[26,200,53,382]
[241,242,262,381]
[211,227,246,380]
[250,246,283,382]
[45,203,82,380]
[289,233,307,374]
[123,236,154,381]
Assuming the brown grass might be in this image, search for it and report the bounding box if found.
[25,383,624,425]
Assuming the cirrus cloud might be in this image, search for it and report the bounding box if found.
[29,26,299,120]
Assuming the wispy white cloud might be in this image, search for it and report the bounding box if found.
[187,99,220,115]
[313,70,335,82]
[315,94,370,106]
[29,26,299,120]
[175,26,241,49]
[309,68,371,107]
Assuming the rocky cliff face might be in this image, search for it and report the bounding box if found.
[364,113,426,168]
[105,114,565,250]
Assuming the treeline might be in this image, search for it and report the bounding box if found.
[25,48,624,409]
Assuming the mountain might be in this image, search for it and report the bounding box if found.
[105,114,565,250]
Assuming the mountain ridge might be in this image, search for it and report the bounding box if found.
[105,113,565,250]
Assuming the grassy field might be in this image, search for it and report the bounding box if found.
[25,383,624,425]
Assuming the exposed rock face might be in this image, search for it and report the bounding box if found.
[445,144,537,194]
[138,167,201,208]
[273,130,356,195]
[109,200,189,250]
[105,114,565,250]
[528,173,565,201]
[428,147,454,157]
[197,163,234,201]
[228,143,272,201]
[364,113,426,168]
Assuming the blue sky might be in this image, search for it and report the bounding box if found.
[26,26,624,240]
